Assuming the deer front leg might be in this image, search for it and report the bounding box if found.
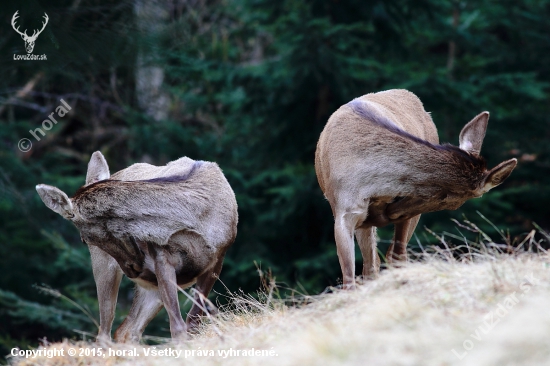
[114,286,163,343]
[186,252,225,332]
[147,242,187,339]
[89,245,123,341]
[405,215,421,243]
[386,215,420,264]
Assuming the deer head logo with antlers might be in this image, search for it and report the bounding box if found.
[11,11,49,54]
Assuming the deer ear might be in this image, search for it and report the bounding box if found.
[481,159,517,193]
[459,111,489,155]
[36,184,74,219]
[86,151,110,185]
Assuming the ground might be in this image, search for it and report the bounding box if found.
[8,247,550,366]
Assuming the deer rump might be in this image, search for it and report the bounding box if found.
[73,163,228,283]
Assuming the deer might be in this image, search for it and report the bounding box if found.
[315,89,517,289]
[36,151,238,342]
[11,11,49,54]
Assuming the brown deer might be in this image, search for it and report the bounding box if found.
[36,152,238,342]
[315,89,517,289]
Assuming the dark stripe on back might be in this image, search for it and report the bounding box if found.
[73,160,205,198]
[347,98,486,166]
[142,160,204,183]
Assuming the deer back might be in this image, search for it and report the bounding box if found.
[315,89,492,220]
[111,156,197,181]
[73,159,238,249]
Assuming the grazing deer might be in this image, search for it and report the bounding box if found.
[36,152,238,341]
[315,89,517,289]
[11,11,49,54]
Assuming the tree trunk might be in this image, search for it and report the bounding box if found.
[134,0,170,121]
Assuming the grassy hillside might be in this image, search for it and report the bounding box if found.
[8,246,550,366]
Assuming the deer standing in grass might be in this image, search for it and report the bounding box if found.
[315,89,517,289]
[36,152,238,341]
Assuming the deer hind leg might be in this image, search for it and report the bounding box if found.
[146,242,188,340]
[356,226,380,280]
[89,245,123,342]
[386,214,421,264]
[114,286,163,343]
[334,209,365,289]
[186,250,226,332]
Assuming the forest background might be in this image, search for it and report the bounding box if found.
[0,0,548,356]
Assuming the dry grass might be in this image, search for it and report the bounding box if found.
[8,230,550,366]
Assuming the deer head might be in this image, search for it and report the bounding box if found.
[12,11,49,54]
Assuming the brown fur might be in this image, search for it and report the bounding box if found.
[36,153,238,342]
[315,89,517,288]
